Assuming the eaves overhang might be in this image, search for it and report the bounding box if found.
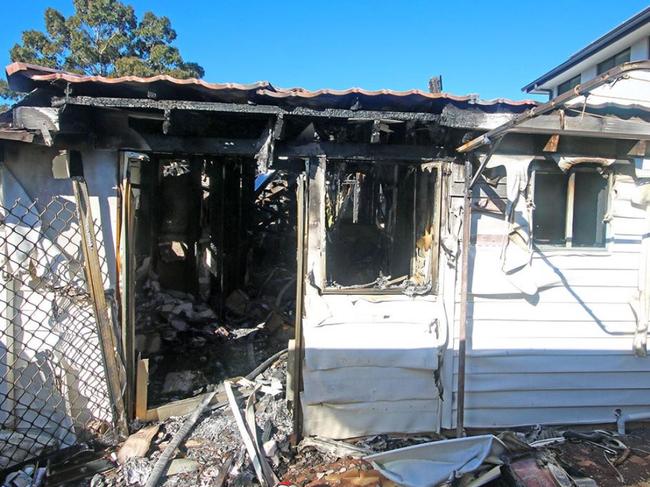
[522,7,650,93]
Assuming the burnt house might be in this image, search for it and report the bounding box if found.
[1,58,650,468]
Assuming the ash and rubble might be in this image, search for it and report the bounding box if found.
[98,357,294,487]
[61,350,650,487]
[90,351,439,487]
[134,276,293,406]
[134,171,297,407]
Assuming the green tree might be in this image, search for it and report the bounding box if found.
[9,0,204,79]
[0,79,21,112]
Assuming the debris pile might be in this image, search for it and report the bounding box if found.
[93,355,292,487]
[11,358,650,487]
[133,171,297,407]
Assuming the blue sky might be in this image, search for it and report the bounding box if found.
[2,1,649,101]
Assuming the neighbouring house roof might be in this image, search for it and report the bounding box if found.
[522,6,650,93]
[459,60,650,155]
[6,62,536,114]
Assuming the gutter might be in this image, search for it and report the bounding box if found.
[457,60,650,155]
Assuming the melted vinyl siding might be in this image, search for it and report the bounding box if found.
[451,171,650,428]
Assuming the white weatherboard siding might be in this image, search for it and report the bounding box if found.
[301,294,445,438]
[443,168,650,429]
[544,35,650,96]
[301,159,448,439]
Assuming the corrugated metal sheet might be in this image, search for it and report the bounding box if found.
[6,62,536,113]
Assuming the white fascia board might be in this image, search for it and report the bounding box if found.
[537,24,650,92]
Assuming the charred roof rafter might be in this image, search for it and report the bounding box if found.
[51,95,442,123]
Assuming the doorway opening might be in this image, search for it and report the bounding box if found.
[126,154,297,406]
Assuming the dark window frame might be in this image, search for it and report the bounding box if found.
[532,163,610,249]
[557,74,581,95]
[596,47,631,75]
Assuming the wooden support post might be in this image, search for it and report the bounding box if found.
[456,159,473,438]
[118,153,138,420]
[135,358,149,420]
[291,171,308,445]
[72,177,129,439]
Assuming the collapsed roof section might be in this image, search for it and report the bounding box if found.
[6,61,535,115]
[2,62,542,169]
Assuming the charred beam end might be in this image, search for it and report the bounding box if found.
[370,120,381,144]
[543,134,560,153]
[273,114,286,141]
[51,96,441,122]
[0,129,36,144]
[628,139,647,157]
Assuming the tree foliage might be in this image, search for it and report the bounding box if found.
[0,79,17,112]
[10,0,204,79]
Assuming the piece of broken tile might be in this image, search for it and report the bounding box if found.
[167,458,199,476]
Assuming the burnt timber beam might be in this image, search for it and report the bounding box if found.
[457,60,650,153]
[51,96,440,122]
[49,130,650,161]
[116,134,260,154]
[89,132,447,161]
[276,141,447,161]
[0,129,36,143]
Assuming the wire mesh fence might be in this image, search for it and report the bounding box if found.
[0,195,117,470]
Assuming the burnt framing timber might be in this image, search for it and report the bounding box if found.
[457,60,650,153]
[148,138,450,162]
[52,96,441,122]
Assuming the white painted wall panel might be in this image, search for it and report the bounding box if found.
[458,371,650,391]
[304,318,441,370]
[303,398,439,439]
[303,367,437,405]
[443,161,650,430]
[461,406,648,429]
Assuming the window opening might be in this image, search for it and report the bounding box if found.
[597,47,631,75]
[557,74,581,95]
[324,160,438,293]
[533,165,609,248]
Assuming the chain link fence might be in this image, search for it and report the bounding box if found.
[0,195,117,470]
